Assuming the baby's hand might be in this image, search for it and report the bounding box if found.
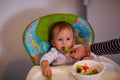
[41,60,52,77]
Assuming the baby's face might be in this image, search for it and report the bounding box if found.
[53,28,74,53]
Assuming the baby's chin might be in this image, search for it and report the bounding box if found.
[64,53,70,57]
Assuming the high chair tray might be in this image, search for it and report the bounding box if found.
[26,56,120,80]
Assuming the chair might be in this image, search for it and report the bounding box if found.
[22,13,94,65]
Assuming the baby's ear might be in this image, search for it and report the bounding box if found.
[50,39,55,46]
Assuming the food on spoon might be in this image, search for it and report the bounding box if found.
[63,46,70,52]
[76,64,99,75]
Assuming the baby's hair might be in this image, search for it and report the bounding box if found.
[50,21,74,40]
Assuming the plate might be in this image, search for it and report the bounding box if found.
[26,56,120,80]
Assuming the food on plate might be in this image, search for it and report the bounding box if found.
[76,64,99,75]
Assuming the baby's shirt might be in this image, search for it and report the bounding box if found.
[40,47,76,66]
[40,45,96,66]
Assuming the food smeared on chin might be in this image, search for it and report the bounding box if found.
[76,64,99,75]
[63,46,70,52]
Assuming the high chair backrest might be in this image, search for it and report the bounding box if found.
[23,13,94,65]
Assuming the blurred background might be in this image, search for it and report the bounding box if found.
[0,0,120,80]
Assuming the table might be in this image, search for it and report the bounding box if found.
[26,56,120,80]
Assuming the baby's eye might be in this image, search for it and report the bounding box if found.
[58,39,63,41]
[66,38,71,40]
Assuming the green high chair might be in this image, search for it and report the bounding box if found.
[22,13,94,65]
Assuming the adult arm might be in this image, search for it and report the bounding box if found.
[90,38,120,55]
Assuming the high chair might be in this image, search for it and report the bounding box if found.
[23,13,94,65]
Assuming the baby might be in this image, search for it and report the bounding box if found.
[40,21,95,77]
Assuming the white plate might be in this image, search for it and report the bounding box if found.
[26,56,120,80]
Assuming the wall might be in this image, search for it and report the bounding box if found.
[87,0,120,42]
[0,0,86,80]
[86,0,120,64]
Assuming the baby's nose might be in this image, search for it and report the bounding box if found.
[62,40,66,45]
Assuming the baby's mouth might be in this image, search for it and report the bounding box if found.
[62,46,70,52]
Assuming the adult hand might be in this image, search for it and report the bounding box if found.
[69,45,86,60]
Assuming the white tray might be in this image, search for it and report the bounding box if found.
[26,56,120,80]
